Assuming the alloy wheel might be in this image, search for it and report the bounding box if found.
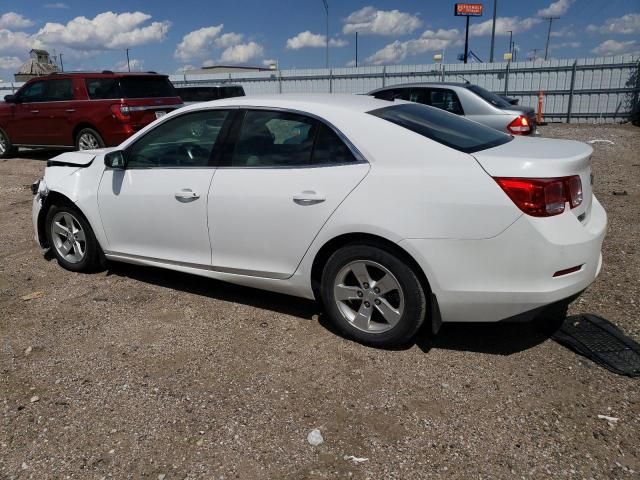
[333,260,405,333]
[78,132,99,150]
[0,132,6,155]
[51,212,86,264]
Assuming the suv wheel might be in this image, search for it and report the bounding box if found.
[320,244,428,347]
[76,128,105,151]
[45,203,101,272]
[0,128,16,159]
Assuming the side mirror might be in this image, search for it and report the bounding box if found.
[508,98,520,105]
[3,95,17,103]
[104,150,126,169]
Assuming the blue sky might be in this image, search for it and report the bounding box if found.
[0,0,638,81]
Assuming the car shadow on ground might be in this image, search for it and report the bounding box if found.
[103,261,553,356]
[14,148,67,161]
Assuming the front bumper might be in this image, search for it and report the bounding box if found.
[400,195,607,323]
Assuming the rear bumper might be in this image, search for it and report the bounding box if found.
[400,195,607,323]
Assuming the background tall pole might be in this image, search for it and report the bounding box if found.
[59,53,64,72]
[125,48,131,72]
[544,17,559,61]
[464,15,470,63]
[322,0,329,68]
[355,31,358,67]
[489,0,497,62]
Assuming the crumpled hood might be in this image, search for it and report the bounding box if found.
[47,148,115,167]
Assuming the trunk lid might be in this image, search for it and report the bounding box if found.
[472,136,594,222]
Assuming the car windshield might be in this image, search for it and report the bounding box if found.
[119,77,176,99]
[369,102,512,153]
[467,85,512,109]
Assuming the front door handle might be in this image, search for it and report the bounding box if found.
[293,191,326,206]
[31,110,39,114]
[175,189,200,201]
[65,109,76,113]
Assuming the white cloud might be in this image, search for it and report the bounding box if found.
[0,29,33,56]
[114,58,144,72]
[537,0,574,17]
[343,6,422,36]
[36,11,170,50]
[220,42,264,64]
[44,2,69,8]
[262,58,277,67]
[587,13,640,35]
[215,32,243,48]
[550,25,575,37]
[470,17,541,37]
[286,31,347,49]
[0,12,34,29]
[0,55,23,69]
[365,29,462,65]
[550,41,581,50]
[591,39,637,56]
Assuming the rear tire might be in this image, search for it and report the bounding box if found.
[45,203,101,272]
[0,128,17,159]
[320,244,428,347]
[75,128,105,151]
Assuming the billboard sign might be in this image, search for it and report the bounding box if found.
[454,3,483,16]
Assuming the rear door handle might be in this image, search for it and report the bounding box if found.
[293,191,326,205]
[175,189,200,201]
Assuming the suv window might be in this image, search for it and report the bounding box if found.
[46,79,74,101]
[177,86,245,102]
[230,110,317,167]
[369,102,512,154]
[120,77,176,99]
[19,81,46,102]
[126,110,229,168]
[85,78,122,99]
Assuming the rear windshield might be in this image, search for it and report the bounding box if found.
[467,85,512,109]
[369,102,512,153]
[119,77,176,99]
[177,86,245,102]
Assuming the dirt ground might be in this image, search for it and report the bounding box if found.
[1,124,638,479]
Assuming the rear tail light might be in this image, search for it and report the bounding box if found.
[110,103,131,122]
[494,175,583,217]
[507,115,531,135]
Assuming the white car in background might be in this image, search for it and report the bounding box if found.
[32,94,606,347]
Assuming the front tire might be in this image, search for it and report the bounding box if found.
[0,128,17,159]
[75,128,105,151]
[45,204,101,272]
[320,244,428,347]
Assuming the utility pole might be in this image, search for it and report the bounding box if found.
[464,15,470,63]
[321,0,329,68]
[59,53,64,72]
[507,30,513,56]
[544,16,559,61]
[489,0,498,63]
[126,48,131,72]
[355,31,358,67]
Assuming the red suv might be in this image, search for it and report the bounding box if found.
[0,71,183,157]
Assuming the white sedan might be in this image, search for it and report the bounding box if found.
[32,94,607,347]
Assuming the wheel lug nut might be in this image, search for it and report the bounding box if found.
[373,287,380,294]
[364,301,371,308]
[363,282,369,289]
[374,299,381,305]
[357,291,363,297]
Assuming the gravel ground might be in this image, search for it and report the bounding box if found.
[1,124,639,479]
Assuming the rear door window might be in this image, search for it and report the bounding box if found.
[46,79,74,101]
[119,77,176,99]
[85,78,122,99]
[369,102,511,153]
[428,89,464,115]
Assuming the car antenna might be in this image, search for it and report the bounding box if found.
[457,75,471,84]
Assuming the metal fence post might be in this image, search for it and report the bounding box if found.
[566,60,578,123]
[329,68,333,93]
[504,61,510,96]
[278,70,282,94]
[442,63,446,82]
[382,66,386,87]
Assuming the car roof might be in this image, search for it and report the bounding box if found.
[179,93,397,115]
[27,71,168,81]
[370,82,471,92]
